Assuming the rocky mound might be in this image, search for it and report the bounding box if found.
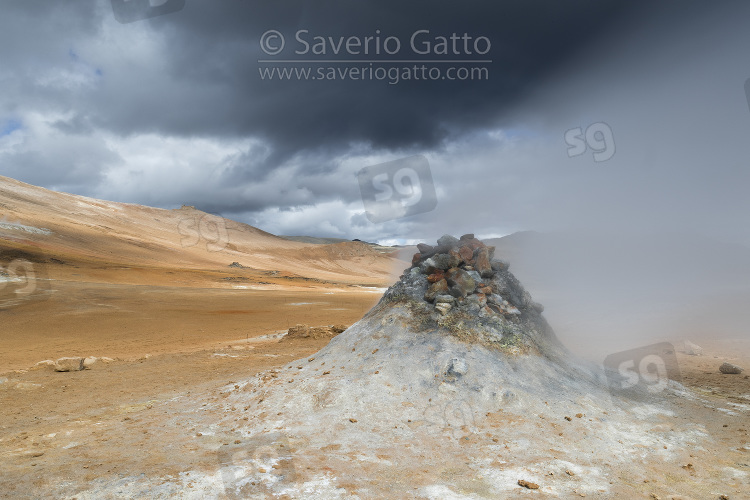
[70,234,726,498]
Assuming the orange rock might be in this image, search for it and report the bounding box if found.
[427,270,445,283]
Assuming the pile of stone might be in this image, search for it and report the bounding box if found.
[410,233,543,319]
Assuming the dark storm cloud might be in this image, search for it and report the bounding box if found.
[88,0,650,171]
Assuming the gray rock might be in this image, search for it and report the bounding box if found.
[416,243,434,256]
[459,233,475,241]
[446,268,476,298]
[434,294,455,304]
[54,357,84,372]
[420,258,439,274]
[431,253,460,270]
[719,362,743,374]
[446,358,469,377]
[436,234,460,248]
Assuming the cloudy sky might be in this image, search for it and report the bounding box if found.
[2,0,750,245]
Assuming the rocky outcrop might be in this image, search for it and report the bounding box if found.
[380,234,554,356]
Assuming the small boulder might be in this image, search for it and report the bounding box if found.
[459,233,475,241]
[683,340,703,356]
[83,356,98,369]
[437,234,460,248]
[719,362,744,374]
[54,357,84,372]
[229,262,244,268]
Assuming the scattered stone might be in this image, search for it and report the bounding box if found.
[682,340,703,356]
[228,262,244,268]
[518,479,539,490]
[15,382,42,390]
[564,416,572,421]
[100,357,115,363]
[54,357,84,372]
[719,362,743,374]
[349,418,358,423]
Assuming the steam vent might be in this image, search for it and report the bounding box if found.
[203,234,715,498]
